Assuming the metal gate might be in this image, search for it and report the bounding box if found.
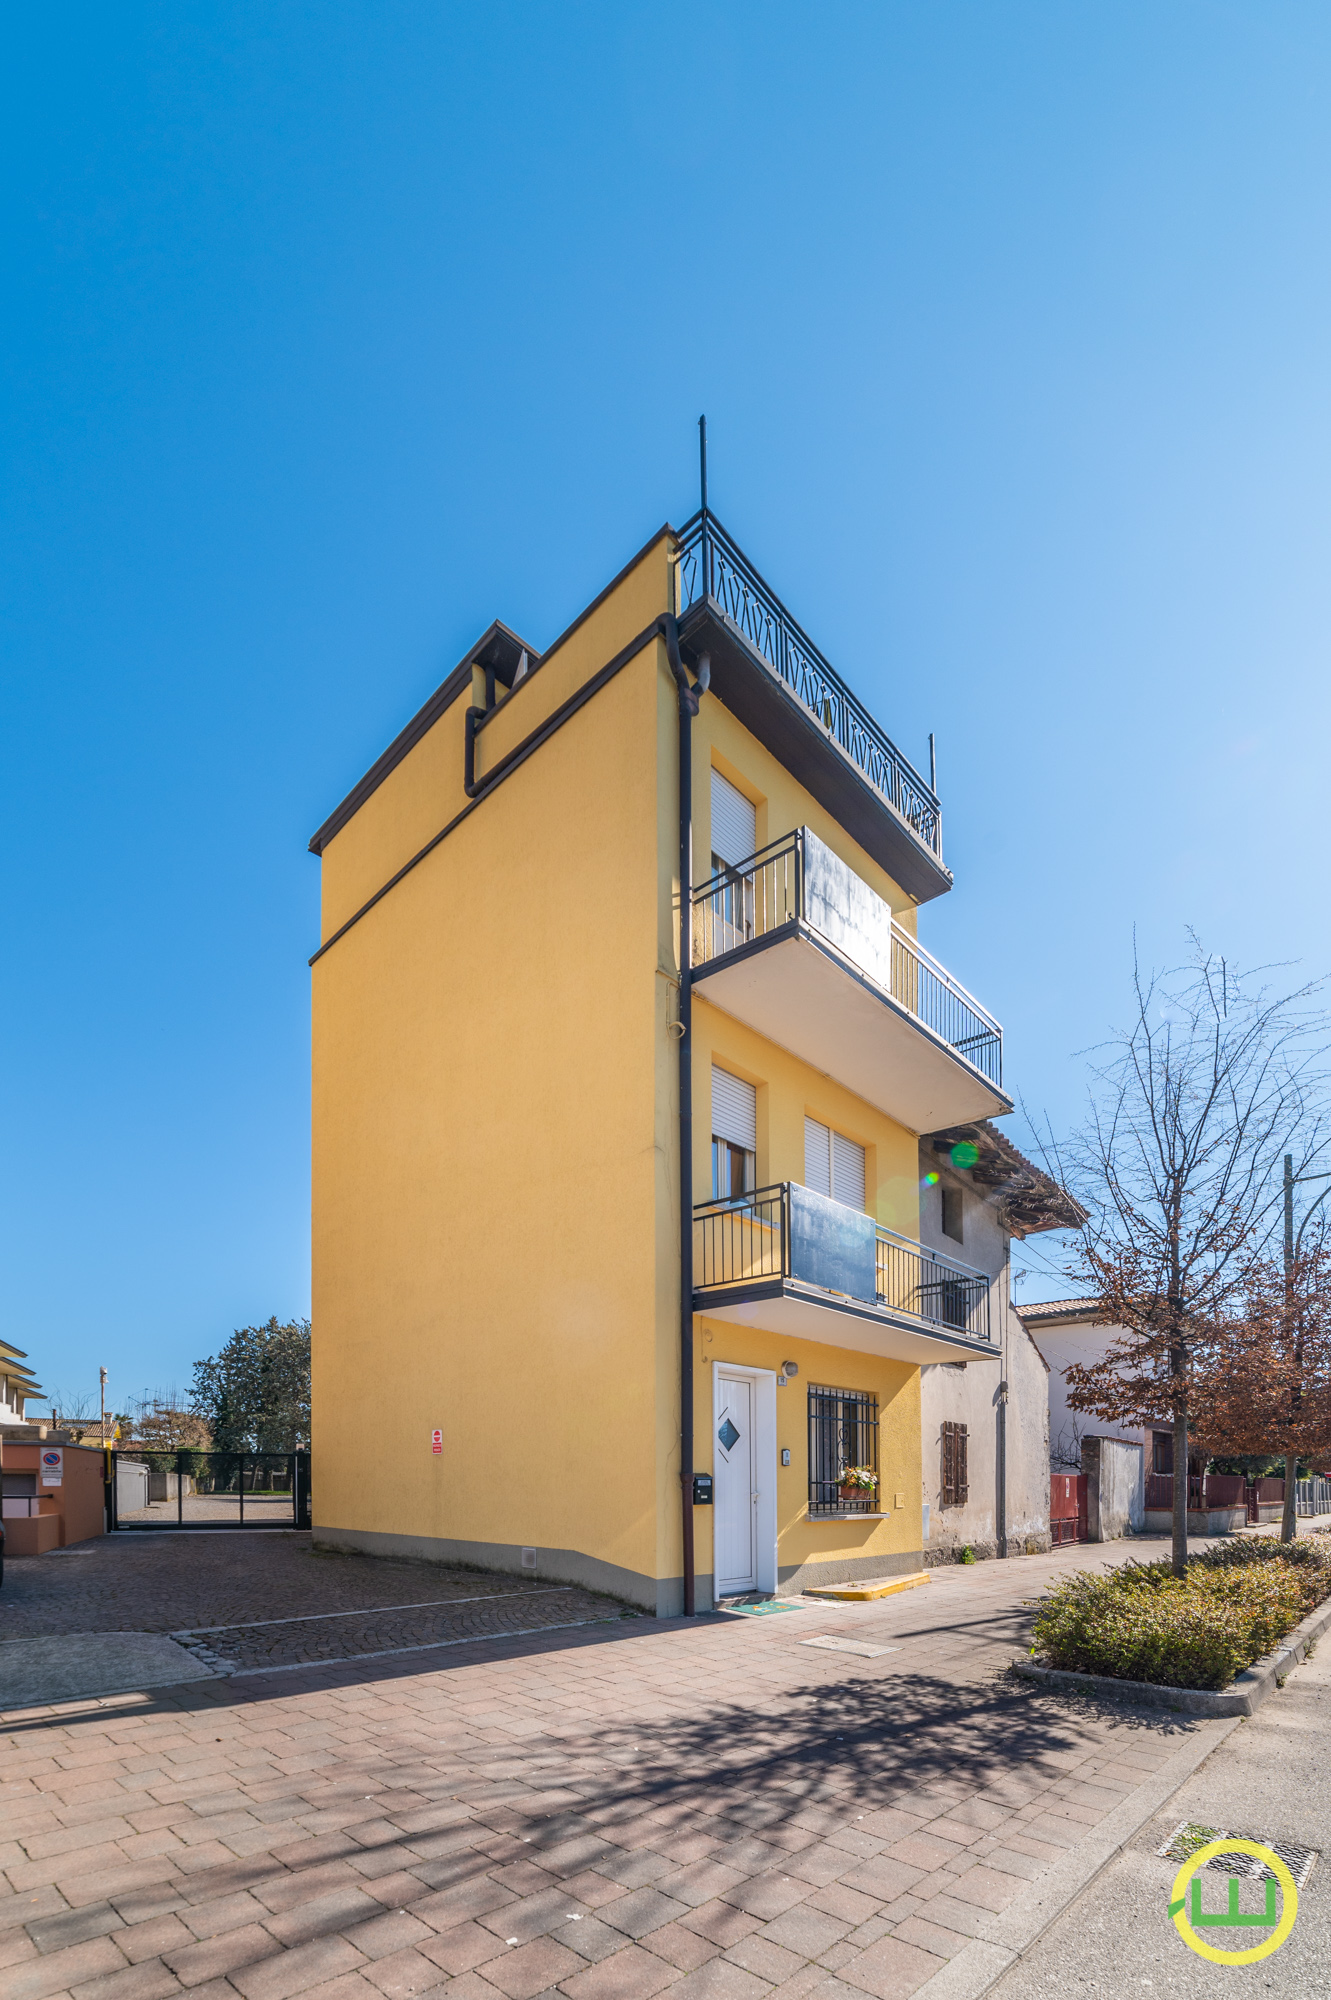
[109,1450,311,1530]
[1050,1472,1088,1545]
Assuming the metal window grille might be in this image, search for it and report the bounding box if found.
[808,1385,879,1518]
[941,1421,968,1508]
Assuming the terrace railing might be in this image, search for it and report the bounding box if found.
[692,828,1003,1088]
[875,1225,991,1343]
[693,1182,994,1345]
[675,511,942,859]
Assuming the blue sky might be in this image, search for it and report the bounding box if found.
[5,4,1331,1408]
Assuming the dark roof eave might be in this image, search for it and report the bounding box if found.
[926,1119,1087,1234]
[307,522,679,858]
[307,620,537,856]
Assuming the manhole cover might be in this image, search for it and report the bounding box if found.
[801,1635,900,1658]
[1159,1822,1319,1890]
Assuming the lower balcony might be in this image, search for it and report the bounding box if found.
[693,1182,999,1365]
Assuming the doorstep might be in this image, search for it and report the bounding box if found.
[802,1569,930,1601]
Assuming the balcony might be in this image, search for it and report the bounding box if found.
[693,1182,997,1366]
[674,512,952,906]
[692,828,1009,1132]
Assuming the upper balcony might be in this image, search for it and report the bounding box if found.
[692,827,1010,1133]
[674,511,951,906]
[694,1182,997,1366]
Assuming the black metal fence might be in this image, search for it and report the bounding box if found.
[109,1449,311,1530]
[676,511,942,858]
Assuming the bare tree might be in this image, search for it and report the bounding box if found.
[120,1389,212,1452]
[1056,943,1326,1576]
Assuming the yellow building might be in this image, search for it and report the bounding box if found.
[308,494,1011,1613]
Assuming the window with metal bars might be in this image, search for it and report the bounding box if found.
[941,1421,968,1507]
[807,1385,879,1517]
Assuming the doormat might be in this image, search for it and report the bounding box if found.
[1158,1822,1318,1890]
[801,1634,901,1658]
[720,1599,803,1616]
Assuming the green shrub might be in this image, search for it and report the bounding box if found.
[1031,1547,1331,1690]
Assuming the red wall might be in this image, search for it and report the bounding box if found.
[2,1440,106,1546]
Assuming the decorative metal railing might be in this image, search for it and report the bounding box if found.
[693,1183,993,1344]
[675,510,942,858]
[875,1225,991,1343]
[692,829,1003,1088]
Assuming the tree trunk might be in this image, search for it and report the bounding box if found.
[1172,1401,1189,1578]
[1281,1451,1298,1543]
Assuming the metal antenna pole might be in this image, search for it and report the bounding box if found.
[698,415,709,597]
[928,733,937,793]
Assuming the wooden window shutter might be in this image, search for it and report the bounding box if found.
[941,1422,969,1508]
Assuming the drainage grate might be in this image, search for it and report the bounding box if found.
[1158,1822,1319,1890]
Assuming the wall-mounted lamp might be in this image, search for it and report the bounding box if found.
[782,1361,799,1377]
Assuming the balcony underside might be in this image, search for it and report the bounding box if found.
[694,1280,1001,1365]
[678,597,952,907]
[693,927,1012,1133]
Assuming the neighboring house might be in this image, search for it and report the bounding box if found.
[1021,1300,1155,1537]
[918,1124,1084,1561]
[0,1340,44,1428]
[1024,1299,1286,1537]
[310,503,1039,1613]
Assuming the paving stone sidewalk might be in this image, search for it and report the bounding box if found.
[0,1538,1230,2000]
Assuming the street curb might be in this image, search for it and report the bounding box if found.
[910,1712,1241,2000]
[1011,1592,1331,1717]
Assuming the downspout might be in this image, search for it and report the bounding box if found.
[661,611,709,1615]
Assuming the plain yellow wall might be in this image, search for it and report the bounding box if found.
[312,643,669,1580]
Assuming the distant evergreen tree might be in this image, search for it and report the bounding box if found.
[191,1317,310,1452]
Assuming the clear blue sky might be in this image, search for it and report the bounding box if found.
[5,4,1330,1409]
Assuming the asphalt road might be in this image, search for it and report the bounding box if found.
[989,1630,1331,1998]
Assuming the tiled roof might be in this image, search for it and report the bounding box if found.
[924,1122,1087,1236]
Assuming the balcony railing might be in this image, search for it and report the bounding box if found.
[693,828,1002,1089]
[694,1182,993,1345]
[675,511,942,859]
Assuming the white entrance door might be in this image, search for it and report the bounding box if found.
[714,1371,757,1595]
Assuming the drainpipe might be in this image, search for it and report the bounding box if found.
[661,611,709,1615]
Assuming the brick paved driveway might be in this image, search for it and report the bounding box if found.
[0,1535,1227,2000]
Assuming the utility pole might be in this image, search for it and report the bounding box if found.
[100,1366,108,1446]
[1279,1156,1331,1541]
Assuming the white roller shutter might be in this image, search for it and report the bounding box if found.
[804,1116,831,1197]
[833,1130,866,1211]
[711,769,757,867]
[712,1067,757,1151]
[804,1115,865,1211]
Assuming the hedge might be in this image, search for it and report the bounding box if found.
[1030,1540,1331,1690]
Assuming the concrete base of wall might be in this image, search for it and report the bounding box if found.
[1143,1507,1246,1537]
[313,1523,681,1616]
[311,1526,927,1619]
[776,1549,924,1594]
[924,1540,997,1566]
